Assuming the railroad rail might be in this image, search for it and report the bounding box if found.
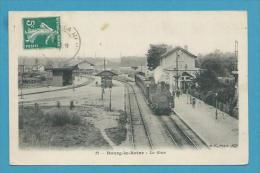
[18,77,94,96]
[122,80,153,149]
[172,112,209,148]
[159,116,198,149]
[126,86,135,149]
[116,77,208,149]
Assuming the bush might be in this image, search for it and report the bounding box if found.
[45,108,81,126]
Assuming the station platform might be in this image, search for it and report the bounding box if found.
[173,94,239,147]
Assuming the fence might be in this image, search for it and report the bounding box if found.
[188,90,238,119]
[19,100,76,111]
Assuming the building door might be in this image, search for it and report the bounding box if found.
[63,70,73,86]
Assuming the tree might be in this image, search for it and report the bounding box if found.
[197,50,236,77]
[146,44,168,70]
[193,50,238,117]
[195,70,220,92]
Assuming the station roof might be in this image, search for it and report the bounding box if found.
[45,66,76,71]
[161,46,197,59]
[96,70,118,77]
[63,58,95,67]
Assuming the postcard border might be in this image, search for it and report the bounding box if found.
[1,0,260,173]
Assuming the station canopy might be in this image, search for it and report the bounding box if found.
[96,70,118,77]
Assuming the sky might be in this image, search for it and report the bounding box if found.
[12,11,247,59]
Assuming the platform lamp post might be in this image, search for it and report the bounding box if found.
[101,77,105,100]
[109,85,112,111]
[186,83,190,104]
[174,50,182,91]
[215,92,218,120]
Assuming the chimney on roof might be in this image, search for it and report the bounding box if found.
[184,45,188,51]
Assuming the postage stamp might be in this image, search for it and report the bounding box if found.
[23,17,61,49]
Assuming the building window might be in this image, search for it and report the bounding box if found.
[185,64,188,70]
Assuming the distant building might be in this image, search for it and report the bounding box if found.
[23,66,33,73]
[96,70,118,88]
[18,64,45,73]
[46,58,95,87]
[21,77,41,85]
[46,67,76,87]
[64,59,95,75]
[32,64,45,72]
[18,64,47,87]
[155,46,201,92]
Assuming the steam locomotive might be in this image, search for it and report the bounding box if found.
[135,72,173,115]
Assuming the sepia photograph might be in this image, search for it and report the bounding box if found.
[9,11,248,165]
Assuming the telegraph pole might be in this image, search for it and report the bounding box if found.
[232,40,239,86]
[102,57,106,101]
[175,51,180,89]
[215,93,218,119]
[235,40,238,71]
[109,86,112,111]
[103,57,106,70]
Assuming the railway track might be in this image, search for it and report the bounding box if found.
[116,77,208,149]
[125,83,153,149]
[158,111,210,149]
[133,82,208,149]
[125,86,135,149]
[171,113,209,148]
[18,77,94,96]
[159,115,199,149]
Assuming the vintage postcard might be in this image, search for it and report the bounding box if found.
[9,11,248,165]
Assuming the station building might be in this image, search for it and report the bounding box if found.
[64,59,95,75]
[47,67,75,86]
[155,46,201,92]
[46,58,95,87]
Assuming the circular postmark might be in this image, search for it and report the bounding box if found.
[60,25,81,59]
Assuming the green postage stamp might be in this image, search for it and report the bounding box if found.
[23,17,61,49]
